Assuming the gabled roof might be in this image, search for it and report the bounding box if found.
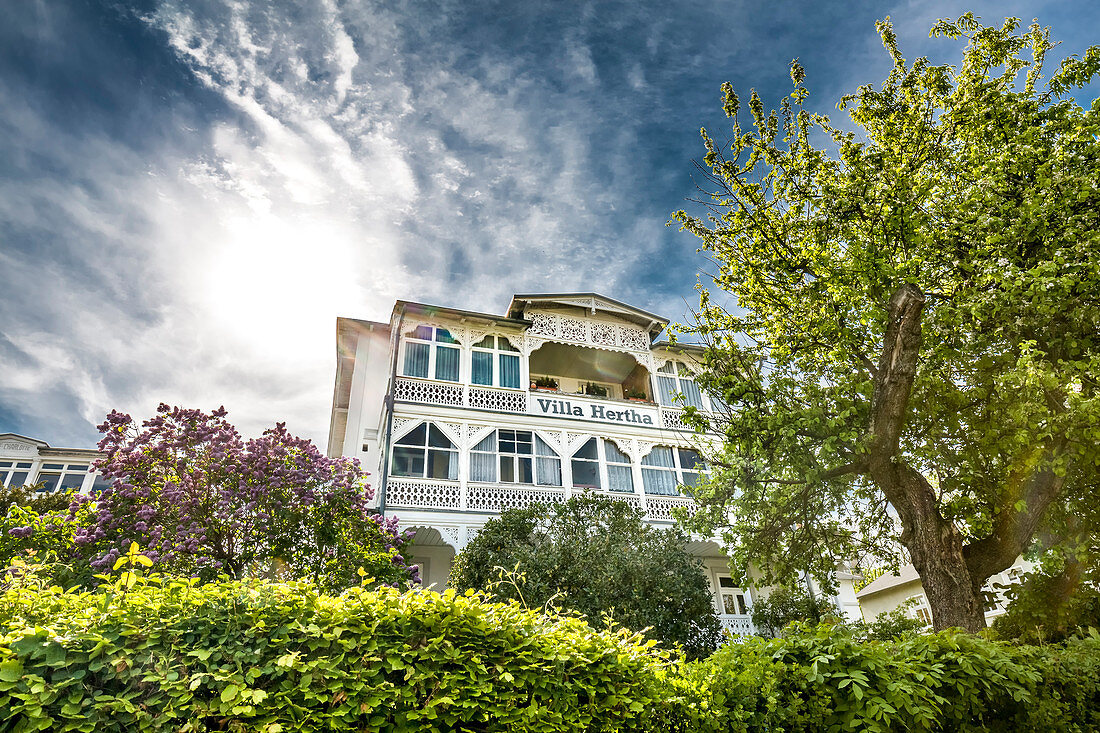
[0,433,49,449]
[855,564,922,598]
[507,293,668,334]
[394,300,530,328]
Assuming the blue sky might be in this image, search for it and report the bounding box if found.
[1,0,1097,448]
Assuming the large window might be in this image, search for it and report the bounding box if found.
[655,361,704,409]
[0,461,33,489]
[402,325,460,382]
[34,463,90,493]
[640,446,706,495]
[470,430,561,486]
[391,423,458,480]
[471,335,521,389]
[569,438,634,493]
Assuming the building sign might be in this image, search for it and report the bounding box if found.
[530,396,658,426]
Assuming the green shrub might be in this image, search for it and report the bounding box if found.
[0,575,671,732]
[665,623,1100,733]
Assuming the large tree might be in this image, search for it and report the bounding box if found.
[672,15,1100,631]
[450,495,722,659]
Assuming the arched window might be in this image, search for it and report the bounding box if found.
[640,446,706,495]
[391,423,458,480]
[402,325,460,382]
[469,430,561,486]
[655,361,704,409]
[569,438,635,493]
[471,335,521,389]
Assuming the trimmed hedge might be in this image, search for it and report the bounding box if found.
[2,578,1100,732]
[0,577,669,732]
[659,623,1100,733]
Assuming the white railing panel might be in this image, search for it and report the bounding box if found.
[467,484,567,512]
[393,377,463,407]
[386,479,461,509]
[718,614,755,638]
[468,386,527,413]
[645,495,695,522]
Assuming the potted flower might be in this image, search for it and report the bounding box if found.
[625,387,650,402]
[532,376,559,392]
[583,383,609,398]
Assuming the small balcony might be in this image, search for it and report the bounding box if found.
[385,477,695,522]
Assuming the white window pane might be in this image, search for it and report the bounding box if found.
[607,464,633,492]
[680,380,704,409]
[471,351,493,385]
[499,354,521,389]
[470,451,496,482]
[657,376,678,406]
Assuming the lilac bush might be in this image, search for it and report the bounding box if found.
[80,404,417,590]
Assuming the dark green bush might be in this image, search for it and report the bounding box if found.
[0,576,670,732]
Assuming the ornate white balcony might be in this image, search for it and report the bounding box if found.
[392,376,694,431]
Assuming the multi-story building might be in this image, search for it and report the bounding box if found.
[327,292,861,636]
[0,433,107,494]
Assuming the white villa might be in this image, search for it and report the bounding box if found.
[327,292,862,636]
[0,433,107,494]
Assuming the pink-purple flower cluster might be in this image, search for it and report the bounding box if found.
[79,404,416,589]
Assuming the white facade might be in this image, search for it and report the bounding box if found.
[0,433,105,494]
[328,293,763,636]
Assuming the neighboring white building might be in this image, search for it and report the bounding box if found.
[0,433,106,494]
[327,292,862,636]
[855,559,1032,627]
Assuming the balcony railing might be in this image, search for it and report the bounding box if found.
[718,614,756,638]
[393,376,695,431]
[385,477,693,521]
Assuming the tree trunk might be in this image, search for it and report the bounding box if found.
[866,283,987,632]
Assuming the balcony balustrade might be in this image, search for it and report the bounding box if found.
[718,614,756,638]
[385,476,693,521]
[392,376,694,431]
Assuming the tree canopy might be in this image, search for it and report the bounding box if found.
[672,15,1100,631]
[449,494,721,658]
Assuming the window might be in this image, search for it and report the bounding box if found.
[402,325,460,382]
[391,424,458,480]
[655,361,704,409]
[470,430,561,486]
[604,440,634,493]
[471,335,521,389]
[33,463,90,493]
[717,576,748,615]
[571,438,601,489]
[568,438,635,493]
[909,594,933,626]
[0,461,33,488]
[640,446,706,495]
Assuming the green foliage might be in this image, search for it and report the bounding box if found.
[992,569,1100,644]
[3,575,1100,732]
[672,14,1100,628]
[0,483,77,514]
[749,584,839,638]
[661,624,1100,733]
[0,494,95,589]
[450,495,722,659]
[859,603,930,642]
[0,574,670,732]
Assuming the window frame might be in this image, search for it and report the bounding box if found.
[654,360,706,410]
[390,423,459,480]
[469,429,562,487]
[715,574,750,616]
[568,437,635,493]
[640,445,708,495]
[400,325,461,383]
[470,335,522,389]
